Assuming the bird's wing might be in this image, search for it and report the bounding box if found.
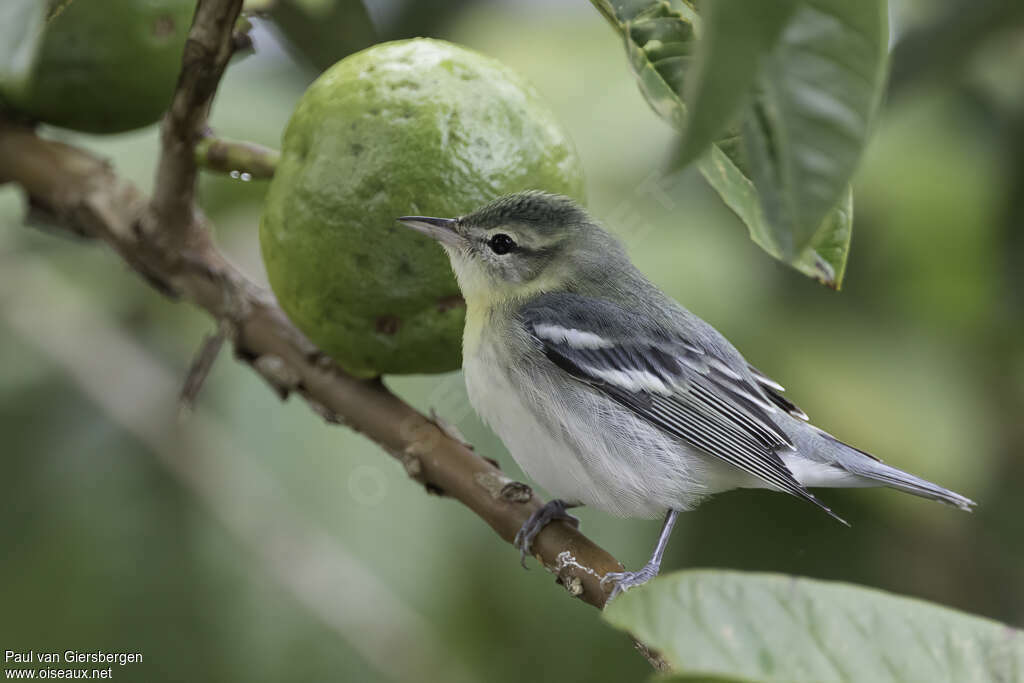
[519,292,844,523]
[746,363,809,421]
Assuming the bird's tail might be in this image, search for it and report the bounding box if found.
[814,430,976,511]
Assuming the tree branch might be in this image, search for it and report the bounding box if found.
[148,0,244,250]
[0,0,667,669]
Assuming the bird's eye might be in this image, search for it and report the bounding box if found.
[487,233,516,255]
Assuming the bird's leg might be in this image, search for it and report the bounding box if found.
[602,509,679,600]
[513,499,580,568]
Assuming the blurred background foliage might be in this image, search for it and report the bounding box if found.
[1,0,1023,681]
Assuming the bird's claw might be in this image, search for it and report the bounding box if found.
[601,562,660,600]
[513,499,580,568]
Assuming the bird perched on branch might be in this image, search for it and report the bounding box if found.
[399,192,974,598]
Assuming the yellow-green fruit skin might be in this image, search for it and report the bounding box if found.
[259,39,585,377]
[0,0,194,134]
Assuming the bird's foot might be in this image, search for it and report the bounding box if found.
[513,499,579,568]
[601,561,661,600]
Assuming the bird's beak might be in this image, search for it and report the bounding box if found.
[396,215,466,249]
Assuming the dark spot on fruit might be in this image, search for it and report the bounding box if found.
[397,260,413,276]
[153,15,176,38]
[436,295,465,312]
[368,108,379,115]
[350,143,364,156]
[353,252,370,267]
[375,315,401,335]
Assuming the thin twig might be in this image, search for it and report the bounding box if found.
[195,135,280,179]
[179,319,230,417]
[147,0,245,250]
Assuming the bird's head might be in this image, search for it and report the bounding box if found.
[398,191,615,306]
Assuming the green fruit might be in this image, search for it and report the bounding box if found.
[0,0,194,134]
[260,39,585,377]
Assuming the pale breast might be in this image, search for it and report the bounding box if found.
[463,350,598,506]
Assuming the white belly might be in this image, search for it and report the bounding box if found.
[464,354,599,506]
[463,338,748,518]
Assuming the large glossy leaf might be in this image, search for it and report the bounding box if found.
[743,0,887,260]
[590,0,875,288]
[605,570,1024,683]
[676,0,798,168]
[0,0,46,93]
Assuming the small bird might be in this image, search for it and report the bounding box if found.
[398,192,974,598]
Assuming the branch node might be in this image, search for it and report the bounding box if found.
[474,471,532,503]
[563,575,584,597]
[400,451,423,479]
[254,354,300,399]
[231,15,255,55]
[499,481,533,504]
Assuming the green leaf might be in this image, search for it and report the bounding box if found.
[696,144,852,287]
[604,570,1024,683]
[742,0,888,260]
[592,0,700,131]
[268,0,377,73]
[799,185,852,288]
[0,0,46,93]
[676,0,798,169]
[590,0,859,287]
